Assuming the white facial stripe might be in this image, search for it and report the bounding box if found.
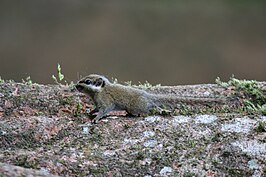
[88,84,101,91]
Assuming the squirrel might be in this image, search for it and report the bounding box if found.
[75,74,226,123]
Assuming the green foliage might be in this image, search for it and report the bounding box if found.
[113,78,161,90]
[59,96,74,105]
[73,101,83,117]
[216,76,266,115]
[52,63,65,84]
[215,77,230,87]
[15,154,39,168]
[176,104,193,115]
[136,81,161,90]
[254,121,266,132]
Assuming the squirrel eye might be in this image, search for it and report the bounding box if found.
[85,80,91,85]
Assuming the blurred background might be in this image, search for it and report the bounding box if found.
[0,0,265,85]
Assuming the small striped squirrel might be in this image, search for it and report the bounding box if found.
[76,74,224,123]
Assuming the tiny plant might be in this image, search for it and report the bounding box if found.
[22,76,33,85]
[0,77,4,84]
[136,81,161,90]
[112,77,118,84]
[124,81,132,86]
[52,64,65,84]
[73,101,83,117]
[255,121,266,132]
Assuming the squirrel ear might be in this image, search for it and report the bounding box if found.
[95,78,105,87]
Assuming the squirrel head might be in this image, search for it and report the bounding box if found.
[75,74,110,94]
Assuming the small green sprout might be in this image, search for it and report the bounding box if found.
[52,63,65,84]
[74,101,83,117]
[112,78,118,84]
[0,76,4,84]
